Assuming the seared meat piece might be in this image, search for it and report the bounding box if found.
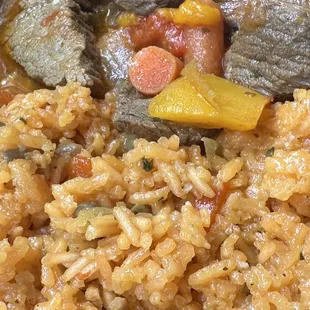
[114,0,183,16]
[112,82,217,145]
[222,0,310,97]
[96,28,135,88]
[75,0,93,10]
[215,0,248,27]
[8,0,104,95]
[21,0,92,9]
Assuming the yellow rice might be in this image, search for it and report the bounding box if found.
[1,83,310,309]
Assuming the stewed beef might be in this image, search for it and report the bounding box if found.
[96,28,135,88]
[222,0,310,97]
[214,0,248,27]
[7,0,104,95]
[114,0,183,16]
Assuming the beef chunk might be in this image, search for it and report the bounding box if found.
[112,81,217,145]
[114,0,183,16]
[223,0,310,97]
[214,0,248,28]
[8,0,104,95]
[96,28,135,88]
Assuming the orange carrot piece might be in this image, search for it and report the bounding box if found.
[69,155,92,179]
[129,46,184,96]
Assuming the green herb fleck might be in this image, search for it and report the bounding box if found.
[300,252,305,260]
[296,16,304,24]
[19,117,27,124]
[253,71,260,79]
[223,267,228,271]
[142,157,153,172]
[266,147,275,157]
[0,121,5,127]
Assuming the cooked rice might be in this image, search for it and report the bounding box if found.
[1,83,310,309]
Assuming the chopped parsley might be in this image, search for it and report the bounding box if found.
[266,147,275,157]
[0,121,5,127]
[253,71,260,79]
[296,16,304,24]
[142,157,153,172]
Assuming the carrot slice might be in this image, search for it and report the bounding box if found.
[129,46,184,96]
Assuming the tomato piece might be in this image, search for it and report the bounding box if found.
[69,155,92,178]
[195,183,229,225]
[128,14,187,58]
